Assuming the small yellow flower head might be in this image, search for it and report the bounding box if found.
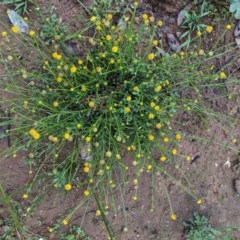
[83,166,90,173]
[172,149,178,155]
[152,39,158,46]
[133,195,137,201]
[197,199,202,204]
[198,49,204,55]
[88,101,95,108]
[107,13,113,20]
[64,183,72,191]
[78,59,83,65]
[126,96,132,101]
[142,13,148,20]
[147,164,152,170]
[156,123,162,129]
[219,71,226,79]
[208,51,214,57]
[29,129,40,140]
[106,35,112,41]
[148,113,154,119]
[154,85,162,92]
[95,210,101,216]
[186,156,191,161]
[180,51,185,56]
[133,86,139,92]
[160,156,166,162]
[105,151,112,158]
[84,190,90,196]
[81,85,87,92]
[147,53,155,60]
[124,107,131,113]
[85,136,91,142]
[150,102,156,107]
[163,137,169,143]
[53,101,59,107]
[1,31,7,37]
[22,193,29,199]
[232,138,237,143]
[64,133,70,140]
[149,16,155,22]
[206,25,213,33]
[196,31,201,36]
[90,16,97,22]
[70,65,77,73]
[11,26,19,33]
[52,52,62,60]
[56,76,62,83]
[112,46,118,53]
[175,134,182,140]
[157,20,163,26]
[29,30,35,36]
[148,134,155,141]
[226,24,232,30]
[62,219,68,225]
[171,214,177,220]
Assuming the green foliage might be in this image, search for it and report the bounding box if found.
[184,212,221,240]
[1,0,34,15]
[184,212,239,240]
[229,0,240,19]
[60,225,92,240]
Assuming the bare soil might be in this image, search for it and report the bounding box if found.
[1,1,240,239]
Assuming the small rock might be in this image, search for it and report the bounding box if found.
[233,179,240,194]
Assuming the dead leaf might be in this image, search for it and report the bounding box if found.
[166,33,181,52]
[234,21,240,48]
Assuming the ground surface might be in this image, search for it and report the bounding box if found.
[0,0,240,239]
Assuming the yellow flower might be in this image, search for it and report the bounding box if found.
[198,49,204,55]
[11,26,19,33]
[1,31,7,37]
[105,151,112,158]
[78,59,83,65]
[148,134,155,141]
[22,193,29,199]
[206,25,213,33]
[106,35,112,41]
[95,210,101,216]
[147,164,152,170]
[126,96,132,101]
[70,65,77,73]
[196,30,201,36]
[147,53,154,60]
[142,13,148,20]
[90,16,96,22]
[157,20,163,26]
[29,129,40,140]
[160,156,166,162]
[64,184,72,191]
[133,86,139,92]
[175,134,181,140]
[29,30,35,36]
[226,24,232,30]
[219,71,226,79]
[85,136,91,142]
[154,105,161,111]
[64,132,70,140]
[52,52,62,60]
[156,123,162,129]
[112,46,118,53]
[53,101,59,107]
[171,214,177,220]
[163,137,169,143]
[56,76,62,83]
[172,149,178,155]
[149,16,155,22]
[83,166,90,173]
[197,199,202,204]
[154,85,162,92]
[88,101,95,108]
[148,113,154,119]
[150,102,155,107]
[84,190,90,196]
[62,219,68,225]
[152,40,158,46]
[186,156,191,161]
[124,107,131,113]
[107,13,113,20]
[81,85,87,92]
